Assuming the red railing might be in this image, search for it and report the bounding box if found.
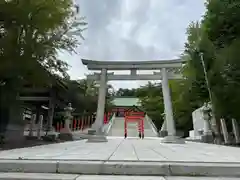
[55,112,114,132]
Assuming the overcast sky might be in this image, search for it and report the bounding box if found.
[59,0,205,90]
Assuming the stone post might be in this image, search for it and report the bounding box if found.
[87,68,108,142]
[161,68,185,144]
[232,118,240,144]
[59,103,74,141]
[37,115,43,140]
[201,102,213,143]
[220,118,229,144]
[29,114,36,137]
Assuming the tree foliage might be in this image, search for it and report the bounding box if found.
[0,0,86,106]
[172,0,240,138]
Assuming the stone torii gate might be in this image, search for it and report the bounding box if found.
[82,59,185,143]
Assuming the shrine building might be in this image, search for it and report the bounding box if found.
[111,97,143,117]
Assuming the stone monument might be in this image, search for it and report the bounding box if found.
[201,102,213,143]
[187,102,213,142]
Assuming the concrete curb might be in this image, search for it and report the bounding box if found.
[1,160,240,177]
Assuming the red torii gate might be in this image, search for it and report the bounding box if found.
[124,111,145,139]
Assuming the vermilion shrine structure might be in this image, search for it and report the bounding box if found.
[124,111,145,139]
[82,59,185,143]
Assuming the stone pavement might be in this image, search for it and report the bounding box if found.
[1,137,239,162]
[0,137,240,176]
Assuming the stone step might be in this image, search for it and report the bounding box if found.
[1,160,240,177]
[0,173,238,180]
[0,173,78,180]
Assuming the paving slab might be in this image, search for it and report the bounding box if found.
[0,137,240,176]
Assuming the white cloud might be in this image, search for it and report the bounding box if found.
[59,0,206,89]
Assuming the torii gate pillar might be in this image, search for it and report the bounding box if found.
[161,68,185,144]
[161,68,176,136]
[87,68,108,142]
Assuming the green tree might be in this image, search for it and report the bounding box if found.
[203,0,240,48]
[171,0,240,141]
[202,0,240,121]
[0,0,87,136]
[0,0,87,106]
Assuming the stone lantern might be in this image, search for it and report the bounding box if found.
[59,103,75,140]
[64,103,74,127]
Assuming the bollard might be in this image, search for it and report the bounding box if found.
[29,114,36,137]
[37,115,43,140]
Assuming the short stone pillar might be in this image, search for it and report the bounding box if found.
[29,114,36,137]
[37,115,43,140]
[220,118,229,144]
[59,103,75,141]
[232,118,240,144]
[201,102,213,143]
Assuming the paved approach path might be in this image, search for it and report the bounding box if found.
[1,137,239,162]
[0,137,240,177]
[108,117,157,137]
